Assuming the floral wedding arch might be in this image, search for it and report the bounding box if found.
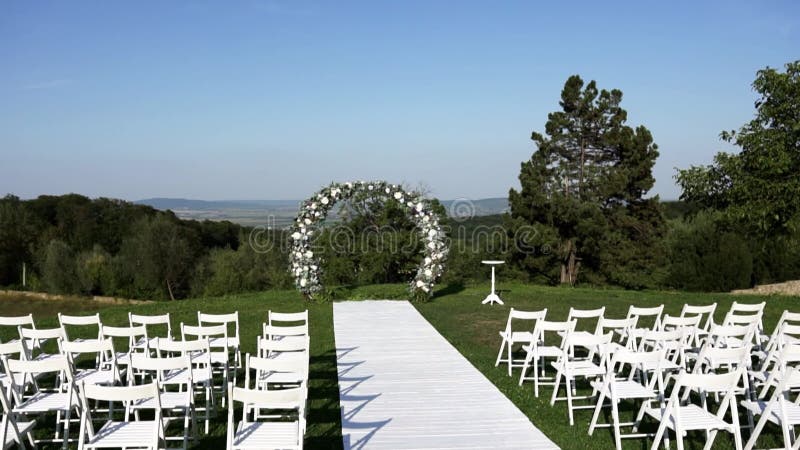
[289,181,448,301]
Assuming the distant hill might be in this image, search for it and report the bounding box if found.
[136,197,509,227]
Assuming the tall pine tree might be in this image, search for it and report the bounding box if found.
[509,75,665,287]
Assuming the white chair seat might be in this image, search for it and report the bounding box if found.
[0,372,28,386]
[499,331,536,343]
[114,352,132,366]
[267,335,307,347]
[133,336,161,349]
[132,392,191,410]
[163,368,212,385]
[645,404,731,431]
[257,371,305,386]
[32,353,60,363]
[232,421,300,449]
[2,420,35,448]
[550,360,604,377]
[85,420,161,448]
[741,400,800,426]
[522,344,562,358]
[590,379,656,399]
[209,337,239,348]
[640,359,681,371]
[209,352,229,365]
[14,392,78,413]
[557,330,594,340]
[74,369,116,386]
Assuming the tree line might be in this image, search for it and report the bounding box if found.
[0,194,292,300]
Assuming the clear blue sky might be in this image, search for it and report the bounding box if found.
[1,1,797,201]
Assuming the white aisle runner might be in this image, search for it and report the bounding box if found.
[334,300,560,450]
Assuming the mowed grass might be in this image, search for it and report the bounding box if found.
[4,283,799,450]
[417,282,797,450]
[0,291,343,450]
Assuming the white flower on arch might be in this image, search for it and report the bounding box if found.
[289,180,449,300]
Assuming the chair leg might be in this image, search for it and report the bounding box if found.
[550,370,562,406]
[533,357,540,397]
[587,390,605,436]
[611,399,622,450]
[566,376,575,426]
[507,341,513,376]
[495,339,506,367]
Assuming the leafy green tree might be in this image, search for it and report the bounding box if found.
[117,215,197,300]
[39,239,79,294]
[677,61,800,239]
[509,75,665,286]
[76,244,112,295]
[195,230,292,297]
[0,195,40,286]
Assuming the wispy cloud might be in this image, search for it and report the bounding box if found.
[21,79,72,91]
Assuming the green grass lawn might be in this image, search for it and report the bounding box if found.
[416,281,796,450]
[3,283,798,449]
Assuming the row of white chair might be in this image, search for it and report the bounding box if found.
[494,301,795,450]
[0,309,311,450]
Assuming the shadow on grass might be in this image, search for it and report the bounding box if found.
[306,349,345,450]
[432,281,466,299]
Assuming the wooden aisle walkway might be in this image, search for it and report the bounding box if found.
[334,300,560,450]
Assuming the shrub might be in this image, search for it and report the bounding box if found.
[39,239,79,294]
[666,212,753,292]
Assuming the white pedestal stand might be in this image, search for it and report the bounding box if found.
[481,260,505,305]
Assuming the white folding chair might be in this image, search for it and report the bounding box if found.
[58,313,102,342]
[257,337,310,375]
[646,368,745,450]
[0,342,30,391]
[198,312,241,373]
[100,325,147,377]
[129,313,173,350]
[262,324,309,347]
[18,327,65,363]
[245,353,307,391]
[754,343,800,399]
[495,308,547,376]
[5,355,80,449]
[565,307,605,337]
[268,311,308,327]
[518,319,575,395]
[550,331,613,425]
[759,311,800,362]
[637,329,689,372]
[183,323,231,391]
[588,348,668,450]
[724,302,766,346]
[0,315,41,352]
[0,379,35,450]
[61,338,120,387]
[620,305,664,349]
[77,382,163,450]
[743,366,800,450]
[156,338,215,433]
[678,303,717,347]
[129,353,196,449]
[707,322,758,350]
[226,383,306,450]
[691,343,755,429]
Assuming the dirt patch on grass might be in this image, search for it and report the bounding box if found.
[732,280,800,297]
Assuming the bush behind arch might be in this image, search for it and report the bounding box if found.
[289,181,448,301]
